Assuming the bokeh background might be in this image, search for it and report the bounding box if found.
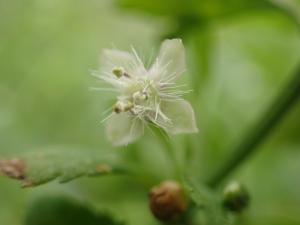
[1,0,300,224]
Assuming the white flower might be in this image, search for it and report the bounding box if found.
[95,39,198,146]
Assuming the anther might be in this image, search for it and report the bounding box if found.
[133,91,148,102]
[113,100,133,113]
[112,67,124,78]
[112,67,131,78]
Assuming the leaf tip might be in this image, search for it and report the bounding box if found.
[0,158,26,180]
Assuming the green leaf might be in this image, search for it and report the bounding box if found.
[0,148,125,187]
[115,0,273,19]
[115,0,185,17]
[185,178,230,225]
[25,195,125,225]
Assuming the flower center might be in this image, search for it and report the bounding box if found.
[133,90,149,102]
[112,67,158,116]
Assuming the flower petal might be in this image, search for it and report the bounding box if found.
[150,39,186,81]
[106,113,144,146]
[100,49,146,77]
[160,99,198,134]
[100,49,135,74]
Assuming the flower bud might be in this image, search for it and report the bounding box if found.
[149,180,187,222]
[222,181,250,213]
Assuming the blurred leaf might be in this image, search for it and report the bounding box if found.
[116,0,277,43]
[185,178,230,225]
[116,0,273,20]
[269,0,300,27]
[25,195,125,225]
[186,28,214,94]
[0,148,125,187]
[115,0,186,17]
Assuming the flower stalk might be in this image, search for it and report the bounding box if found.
[208,65,300,187]
[152,125,182,180]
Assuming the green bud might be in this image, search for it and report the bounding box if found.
[222,181,250,213]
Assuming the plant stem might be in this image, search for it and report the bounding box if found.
[207,65,300,188]
[160,134,182,181]
[152,125,182,180]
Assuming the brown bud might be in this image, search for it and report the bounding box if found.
[149,180,187,222]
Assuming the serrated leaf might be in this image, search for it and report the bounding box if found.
[185,178,230,225]
[25,195,125,225]
[0,148,125,187]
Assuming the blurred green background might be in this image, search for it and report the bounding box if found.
[1,0,300,224]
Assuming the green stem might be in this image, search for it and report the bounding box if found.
[162,137,182,181]
[207,65,300,188]
[153,126,182,180]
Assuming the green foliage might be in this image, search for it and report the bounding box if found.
[25,195,125,225]
[0,149,124,187]
[116,0,273,19]
[185,178,229,225]
[1,0,300,225]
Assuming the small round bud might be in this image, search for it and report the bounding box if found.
[222,181,250,213]
[149,180,187,222]
[112,67,124,78]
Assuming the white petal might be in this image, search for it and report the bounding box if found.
[106,113,144,146]
[100,49,133,73]
[150,39,186,81]
[100,49,146,77]
[160,99,198,134]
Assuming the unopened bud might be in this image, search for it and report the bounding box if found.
[222,181,250,213]
[149,180,187,222]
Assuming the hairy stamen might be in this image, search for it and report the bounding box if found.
[133,91,149,102]
[112,67,131,79]
[113,100,133,113]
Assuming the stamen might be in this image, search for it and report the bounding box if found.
[112,67,132,79]
[123,72,131,78]
[133,91,148,102]
[113,100,133,113]
[112,67,124,78]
